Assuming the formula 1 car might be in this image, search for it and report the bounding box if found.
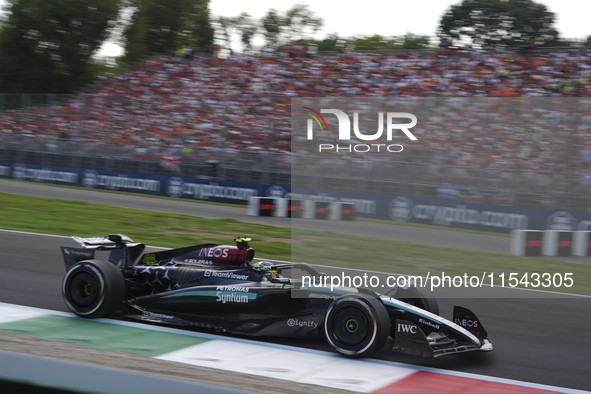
[60,235,493,358]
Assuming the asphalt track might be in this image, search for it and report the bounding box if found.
[0,181,591,391]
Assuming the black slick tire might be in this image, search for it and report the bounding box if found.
[62,259,125,318]
[324,293,390,358]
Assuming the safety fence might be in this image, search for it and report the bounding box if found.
[1,146,590,213]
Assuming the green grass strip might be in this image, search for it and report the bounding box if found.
[0,315,210,357]
[0,192,292,260]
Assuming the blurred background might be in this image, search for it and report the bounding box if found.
[1,5,591,391]
[1,0,591,213]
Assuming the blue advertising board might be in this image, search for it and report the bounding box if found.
[437,183,460,199]
[289,187,591,234]
[0,162,280,205]
[2,162,591,234]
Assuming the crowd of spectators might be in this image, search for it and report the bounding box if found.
[1,47,591,189]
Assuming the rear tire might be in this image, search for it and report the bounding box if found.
[62,260,125,318]
[324,293,390,358]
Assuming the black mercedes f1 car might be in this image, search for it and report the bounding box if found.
[60,235,493,358]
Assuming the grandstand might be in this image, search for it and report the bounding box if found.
[1,48,591,212]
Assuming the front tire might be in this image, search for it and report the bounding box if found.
[324,293,390,358]
[386,285,439,338]
[62,260,125,318]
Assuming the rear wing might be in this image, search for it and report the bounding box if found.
[61,234,145,270]
[71,234,136,250]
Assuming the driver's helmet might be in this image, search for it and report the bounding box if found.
[252,261,278,279]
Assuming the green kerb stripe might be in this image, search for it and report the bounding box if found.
[0,315,211,357]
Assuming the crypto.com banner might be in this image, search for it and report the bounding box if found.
[290,97,588,299]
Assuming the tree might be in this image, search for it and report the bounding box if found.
[353,35,400,51]
[233,12,258,52]
[122,0,213,63]
[212,15,233,49]
[400,33,431,49]
[0,0,121,93]
[351,34,431,51]
[437,0,559,48]
[261,5,323,47]
[314,33,344,52]
[261,9,281,47]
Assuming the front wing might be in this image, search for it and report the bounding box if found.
[381,296,493,357]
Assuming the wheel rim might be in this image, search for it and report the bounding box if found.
[331,306,370,346]
[346,319,358,333]
[69,272,100,308]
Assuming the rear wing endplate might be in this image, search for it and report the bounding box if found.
[62,234,145,270]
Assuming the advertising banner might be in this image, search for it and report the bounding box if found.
[3,162,591,234]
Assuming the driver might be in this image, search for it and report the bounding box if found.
[251,261,278,280]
